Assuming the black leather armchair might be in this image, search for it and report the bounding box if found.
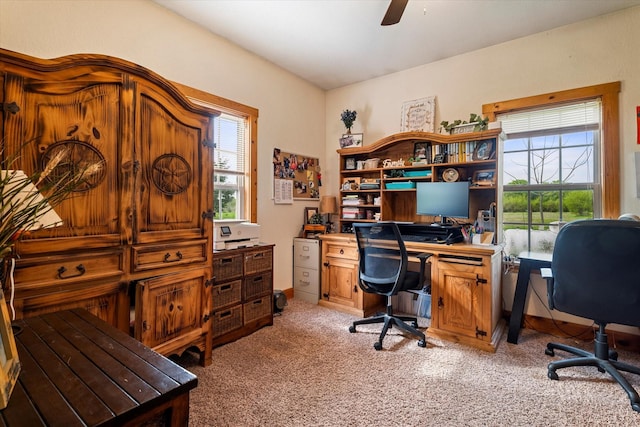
[349,222,432,350]
[542,219,640,412]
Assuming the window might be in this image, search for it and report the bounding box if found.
[483,83,620,256]
[172,82,258,223]
[213,113,247,220]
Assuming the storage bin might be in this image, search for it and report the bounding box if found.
[385,181,416,189]
[244,296,272,323]
[211,279,242,310]
[404,170,431,177]
[364,158,380,169]
[213,253,243,281]
[244,248,273,275]
[211,305,243,337]
[243,272,273,299]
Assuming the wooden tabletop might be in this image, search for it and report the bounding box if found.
[1,309,197,426]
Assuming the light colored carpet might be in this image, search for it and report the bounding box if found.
[178,298,640,426]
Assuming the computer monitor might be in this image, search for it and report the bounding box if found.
[416,181,470,225]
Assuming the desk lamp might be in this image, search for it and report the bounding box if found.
[320,195,338,233]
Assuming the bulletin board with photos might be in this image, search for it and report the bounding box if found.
[273,148,321,200]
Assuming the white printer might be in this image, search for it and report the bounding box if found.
[214,221,261,250]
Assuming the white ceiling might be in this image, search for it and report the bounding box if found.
[153,0,640,90]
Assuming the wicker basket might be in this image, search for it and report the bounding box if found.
[243,273,272,300]
[213,254,243,281]
[243,296,272,324]
[244,249,272,275]
[364,158,380,169]
[211,280,242,311]
[211,305,243,338]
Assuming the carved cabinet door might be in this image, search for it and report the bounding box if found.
[1,71,125,254]
[135,268,207,349]
[132,82,214,246]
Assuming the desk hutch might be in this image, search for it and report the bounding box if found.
[319,130,505,351]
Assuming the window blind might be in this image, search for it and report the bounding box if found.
[498,101,601,135]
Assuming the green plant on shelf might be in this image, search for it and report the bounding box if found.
[440,113,489,133]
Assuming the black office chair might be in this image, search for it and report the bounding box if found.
[542,219,640,412]
[349,222,433,350]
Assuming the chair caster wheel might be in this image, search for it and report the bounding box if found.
[411,321,419,328]
[632,402,640,413]
[374,342,382,351]
[417,339,426,348]
[545,348,555,356]
[548,370,559,380]
[349,325,356,333]
[609,350,618,361]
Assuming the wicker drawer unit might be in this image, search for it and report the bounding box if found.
[211,305,243,338]
[243,272,273,300]
[213,253,244,281]
[244,295,272,324]
[211,244,275,348]
[212,279,243,311]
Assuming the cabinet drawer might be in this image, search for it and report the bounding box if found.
[244,248,273,275]
[211,280,242,311]
[212,253,244,282]
[132,240,207,273]
[294,239,319,269]
[325,244,358,260]
[211,305,243,338]
[243,295,272,324]
[243,273,273,300]
[293,267,319,294]
[13,249,124,291]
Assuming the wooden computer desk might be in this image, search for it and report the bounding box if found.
[1,309,197,426]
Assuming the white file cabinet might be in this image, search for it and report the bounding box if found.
[293,238,320,304]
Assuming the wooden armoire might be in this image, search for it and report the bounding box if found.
[0,49,216,366]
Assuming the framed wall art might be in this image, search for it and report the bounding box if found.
[401,96,436,132]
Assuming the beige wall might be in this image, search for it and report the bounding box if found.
[325,6,640,328]
[0,0,326,291]
[2,1,640,326]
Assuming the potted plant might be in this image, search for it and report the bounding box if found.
[440,113,489,134]
[340,109,357,134]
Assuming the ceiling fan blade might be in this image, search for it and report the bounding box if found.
[381,0,408,26]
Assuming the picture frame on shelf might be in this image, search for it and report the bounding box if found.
[413,142,429,161]
[472,169,496,186]
[472,140,495,161]
[304,206,319,224]
[345,157,356,170]
[339,133,363,149]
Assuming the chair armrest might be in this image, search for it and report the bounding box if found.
[540,268,555,310]
[416,252,433,292]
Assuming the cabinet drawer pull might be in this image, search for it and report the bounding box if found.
[57,264,86,279]
[163,251,183,263]
[219,310,232,318]
[340,249,344,254]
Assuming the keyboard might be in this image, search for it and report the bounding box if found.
[401,234,443,243]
